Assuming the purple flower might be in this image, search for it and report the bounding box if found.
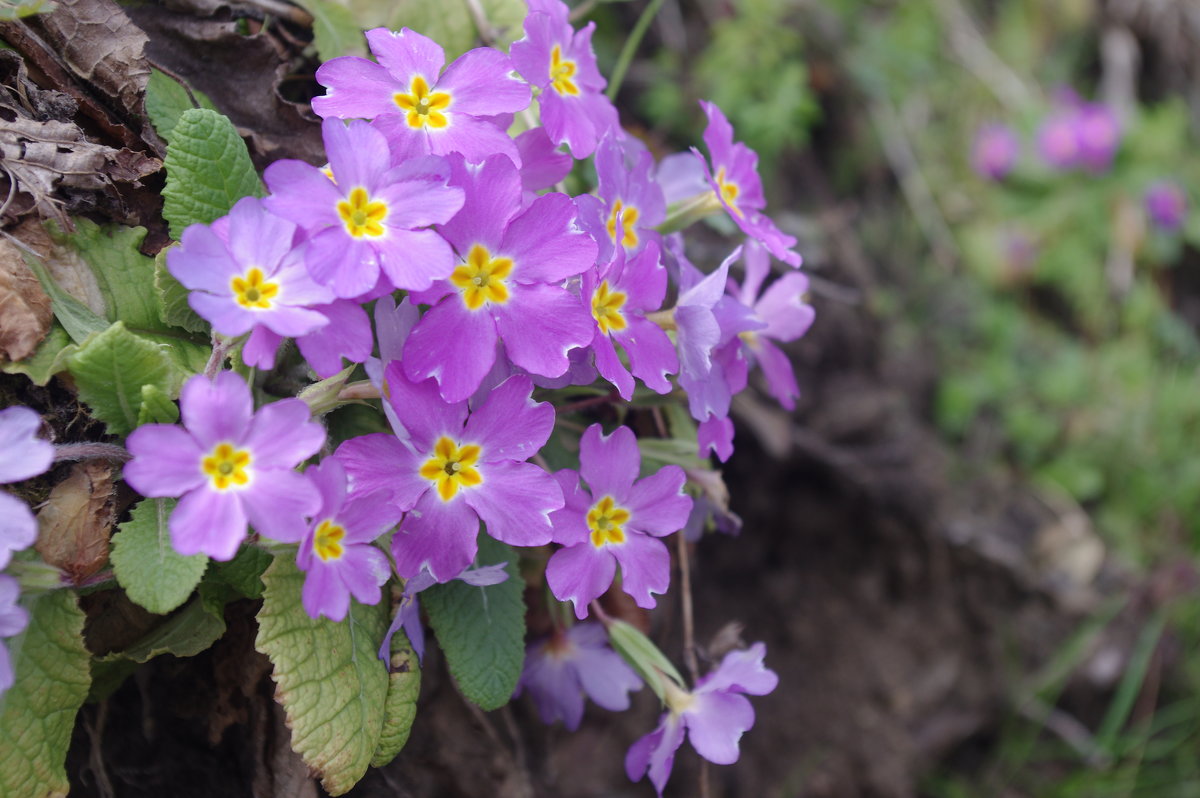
[729,242,815,411]
[515,127,574,194]
[403,153,597,402]
[0,575,28,698]
[0,406,53,569]
[1037,110,1081,170]
[545,424,691,617]
[244,299,373,378]
[169,197,333,345]
[291,458,398,622]
[313,28,530,165]
[510,0,618,158]
[625,642,779,796]
[971,123,1019,180]
[124,372,325,561]
[1075,102,1120,172]
[516,622,642,730]
[264,119,464,298]
[1146,181,1188,231]
[693,101,802,267]
[577,132,666,261]
[584,241,678,400]
[378,562,508,664]
[337,367,562,582]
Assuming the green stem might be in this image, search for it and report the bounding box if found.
[605,0,668,101]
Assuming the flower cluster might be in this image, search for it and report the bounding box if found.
[109,0,813,790]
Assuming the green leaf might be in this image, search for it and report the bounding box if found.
[144,67,217,142]
[606,618,684,702]
[0,323,75,386]
[213,544,272,600]
[255,556,390,796]
[162,108,264,239]
[111,498,207,615]
[423,533,524,710]
[0,589,91,798]
[371,628,420,767]
[98,593,228,664]
[295,0,367,60]
[54,220,168,334]
[137,384,181,426]
[154,248,209,335]
[21,251,107,345]
[65,322,185,436]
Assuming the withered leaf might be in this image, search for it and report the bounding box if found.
[0,220,53,361]
[128,7,324,166]
[35,0,152,131]
[0,104,161,227]
[35,460,115,582]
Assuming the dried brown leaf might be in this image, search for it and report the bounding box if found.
[129,7,324,166]
[36,0,152,129]
[0,220,52,360]
[35,460,115,582]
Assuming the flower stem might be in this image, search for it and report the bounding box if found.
[605,0,668,101]
[675,531,699,683]
[54,443,131,463]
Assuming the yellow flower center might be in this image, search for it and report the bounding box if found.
[587,495,631,548]
[312,519,346,562]
[230,267,280,310]
[393,75,452,129]
[337,186,389,238]
[549,44,579,96]
[418,436,484,501]
[450,244,514,310]
[714,166,743,218]
[591,280,628,336]
[201,442,252,491]
[605,200,640,249]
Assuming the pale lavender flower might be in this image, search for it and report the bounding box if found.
[0,575,28,697]
[971,123,1019,180]
[1146,181,1188,231]
[577,132,666,261]
[0,406,53,569]
[292,458,398,622]
[1075,102,1120,172]
[516,622,641,730]
[625,642,779,796]
[124,372,324,560]
[510,0,618,158]
[545,424,691,617]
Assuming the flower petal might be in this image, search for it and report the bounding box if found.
[579,424,639,501]
[462,460,560,547]
[545,542,614,619]
[609,532,670,609]
[462,375,554,462]
[180,371,253,448]
[170,488,247,561]
[391,490,479,581]
[123,425,205,497]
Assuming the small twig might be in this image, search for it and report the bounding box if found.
[464,0,499,46]
[606,0,668,101]
[204,336,233,380]
[1016,696,1110,768]
[675,532,700,683]
[558,391,621,413]
[54,442,131,463]
[935,0,1037,111]
[568,0,600,23]
[238,0,312,26]
[868,97,959,273]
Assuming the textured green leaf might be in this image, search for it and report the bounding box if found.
[101,594,227,664]
[65,322,185,436]
[371,628,420,767]
[255,556,389,796]
[55,220,167,334]
[144,68,218,142]
[162,108,264,239]
[136,383,180,426]
[111,498,207,615]
[21,251,107,344]
[423,534,524,710]
[213,544,272,600]
[154,248,208,335]
[296,0,366,60]
[0,323,75,385]
[0,589,90,798]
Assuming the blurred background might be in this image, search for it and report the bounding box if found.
[583,0,1200,795]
